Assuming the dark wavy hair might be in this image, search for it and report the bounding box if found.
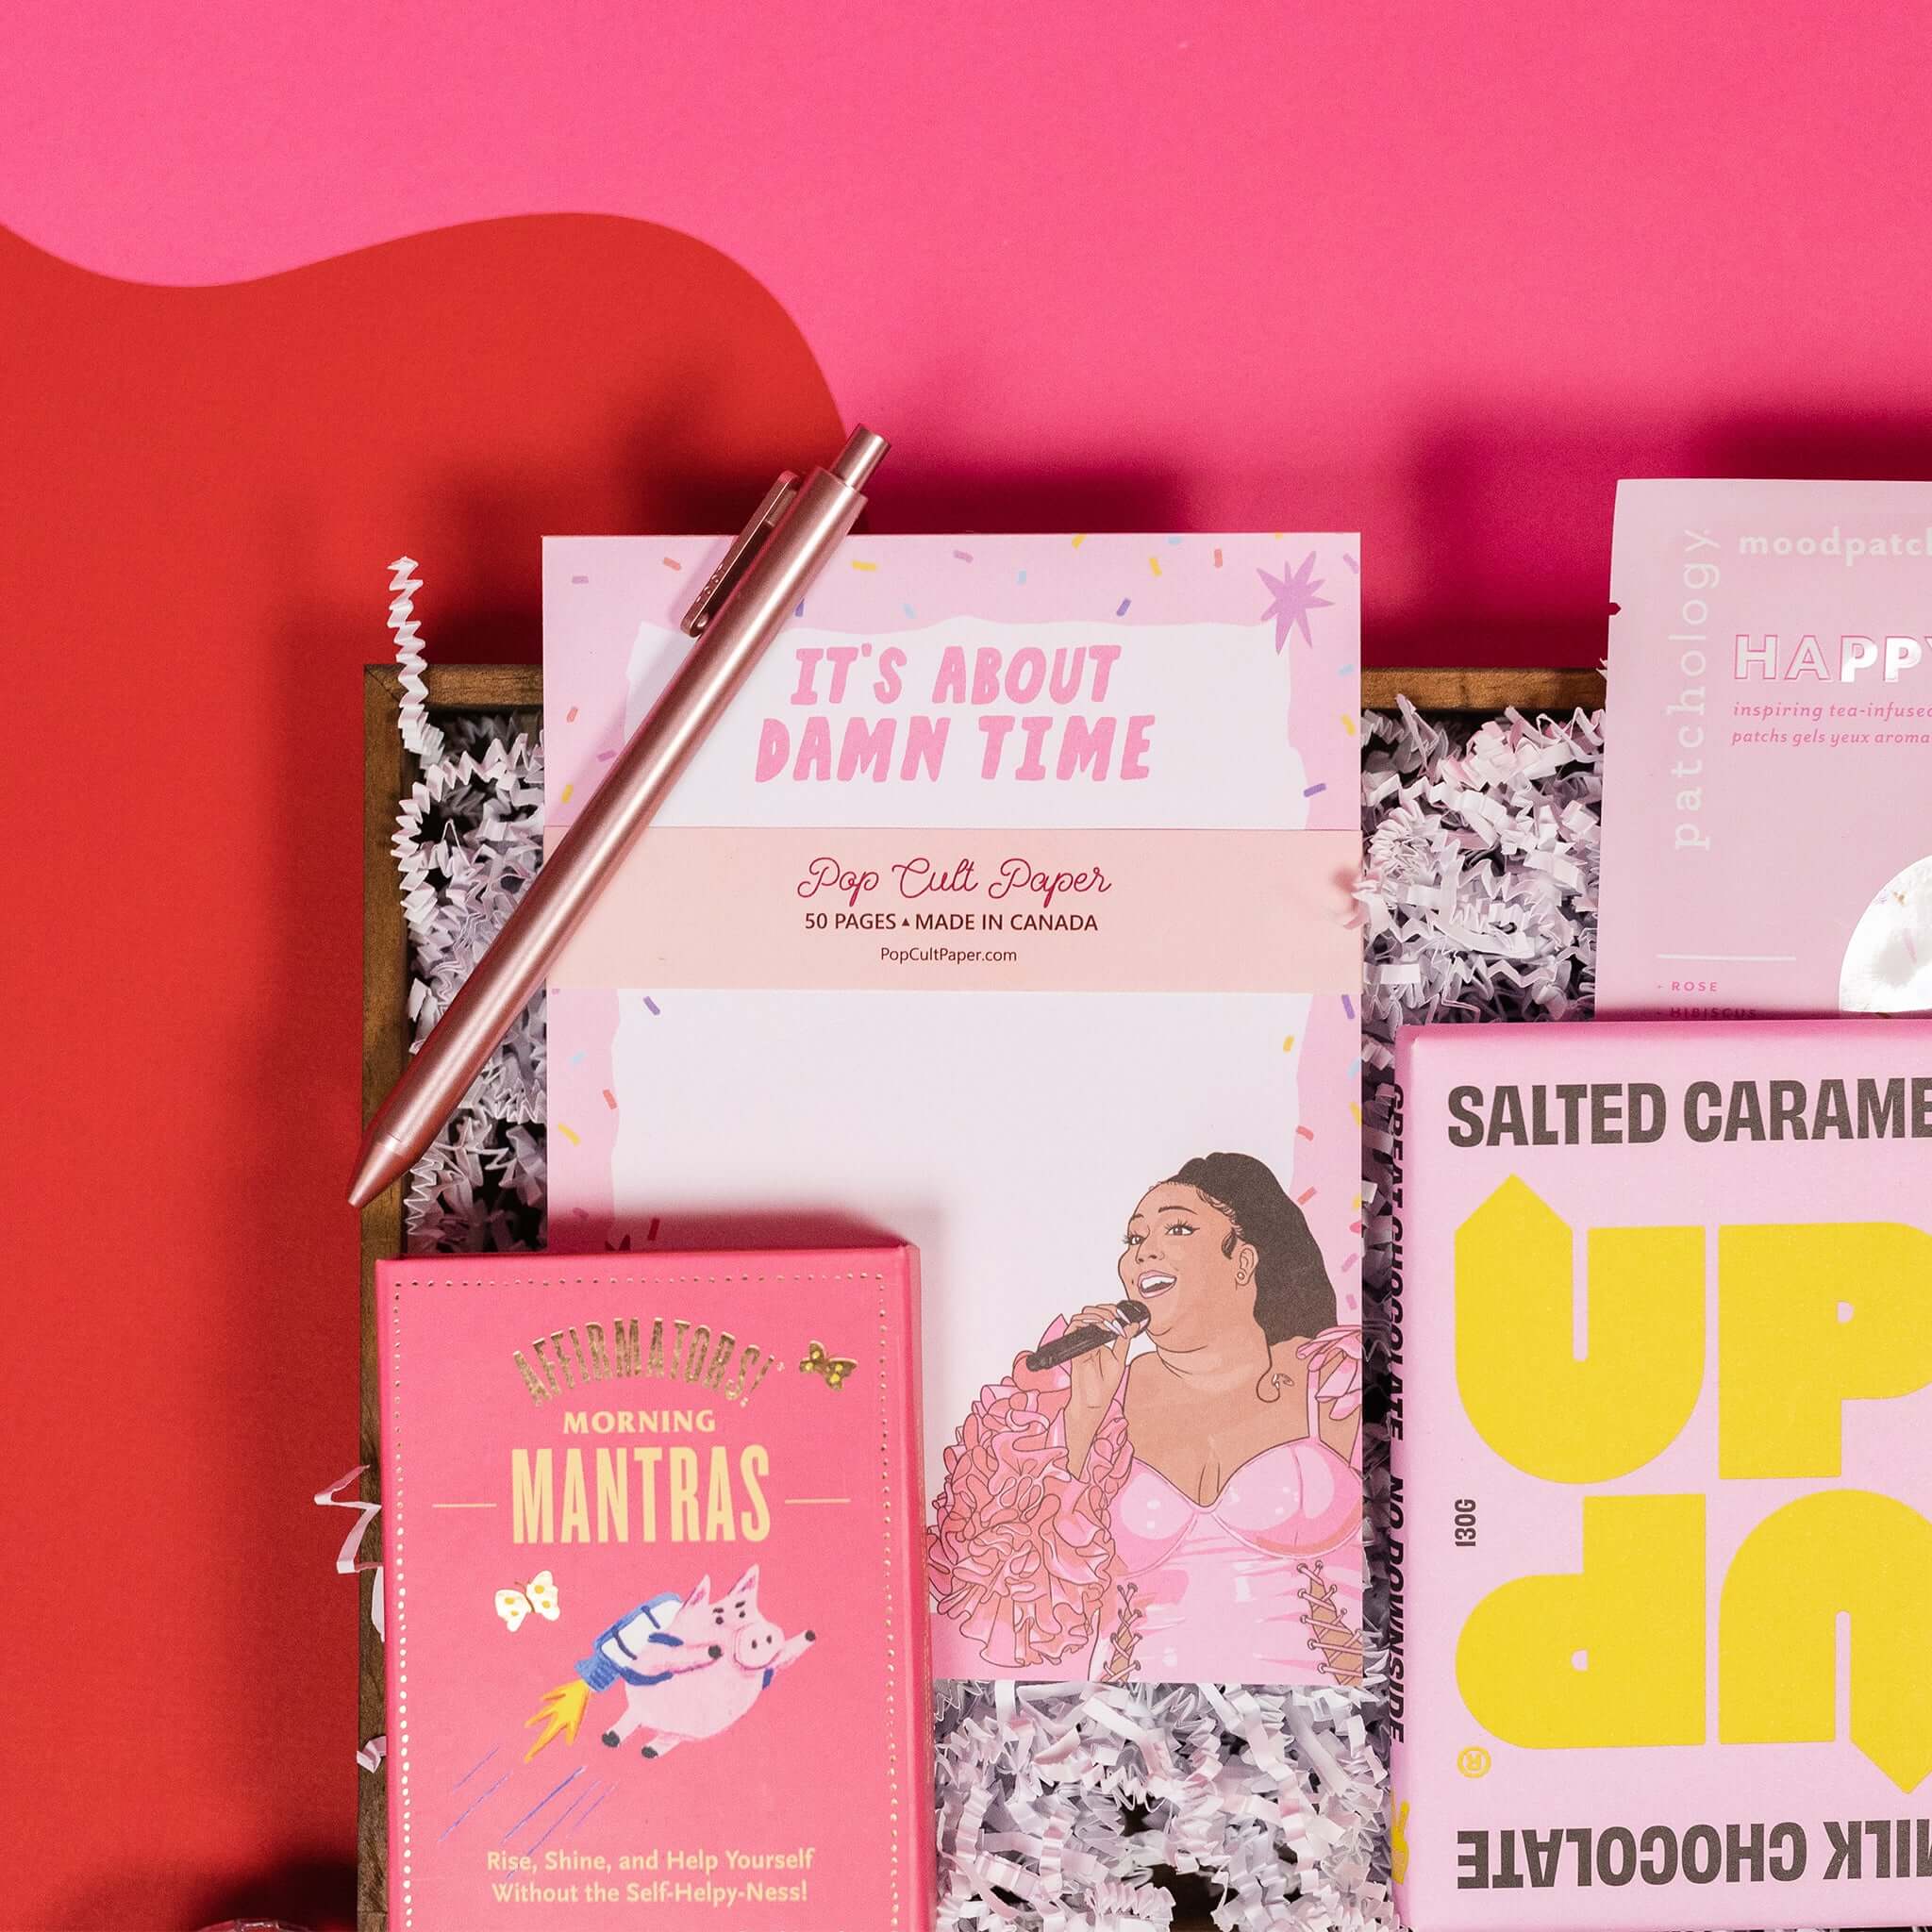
[1165,1151,1336,1345]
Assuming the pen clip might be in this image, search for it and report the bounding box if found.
[681,472,802,638]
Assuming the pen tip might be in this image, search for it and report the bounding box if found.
[348,1131,409,1209]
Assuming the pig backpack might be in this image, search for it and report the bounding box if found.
[522,1565,814,1762]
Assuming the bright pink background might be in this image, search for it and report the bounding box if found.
[8,7,1932,1926]
[12,2,1932,659]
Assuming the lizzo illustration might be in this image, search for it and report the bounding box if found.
[930,1150,1365,1686]
[523,1565,815,1762]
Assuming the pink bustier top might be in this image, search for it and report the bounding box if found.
[928,1320,1365,1684]
[1102,1440,1362,1682]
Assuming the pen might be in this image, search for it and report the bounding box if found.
[348,424,891,1208]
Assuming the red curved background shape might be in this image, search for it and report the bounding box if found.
[3,214,841,1931]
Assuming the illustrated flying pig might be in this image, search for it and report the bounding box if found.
[524,1565,815,1762]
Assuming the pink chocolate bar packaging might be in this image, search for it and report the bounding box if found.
[1389,1016,1932,1930]
[377,1246,933,1932]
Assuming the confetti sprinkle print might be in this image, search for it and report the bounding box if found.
[1341,994,1356,1019]
[1295,1186,1317,1206]
[1281,1034,1296,1052]
[565,706,579,723]
[570,574,589,585]
[560,783,574,804]
[596,749,616,762]
[953,548,974,562]
[556,1123,581,1147]
[851,560,877,573]
[642,996,661,1016]
[1341,712,1357,736]
[1115,597,1132,616]
[1303,782,1327,798]
[1148,556,1162,577]
[1072,533,1088,549]
[1296,1124,1315,1141]
[661,556,682,571]
[601,1089,616,1109]
[1213,547,1224,568]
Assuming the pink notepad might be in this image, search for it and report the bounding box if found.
[377,1247,932,1932]
[1391,1017,1932,1931]
[540,531,1366,1689]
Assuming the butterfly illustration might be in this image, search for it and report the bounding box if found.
[495,1571,561,1632]
[800,1341,857,1391]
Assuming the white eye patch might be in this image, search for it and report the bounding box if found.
[1840,855,1932,1014]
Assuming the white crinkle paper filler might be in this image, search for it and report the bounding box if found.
[386,652,1612,1926]
[386,559,548,1252]
[1359,697,1601,1031]
[393,707,549,1253]
[389,556,446,765]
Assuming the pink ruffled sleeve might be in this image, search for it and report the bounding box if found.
[927,1320,1134,1671]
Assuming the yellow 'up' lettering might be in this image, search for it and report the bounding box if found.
[1720,1222,1932,1477]
[1457,1494,1705,1747]
[1721,1490,1932,1790]
[1457,1177,1703,1480]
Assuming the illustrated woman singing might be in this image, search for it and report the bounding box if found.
[929,1152,1364,1684]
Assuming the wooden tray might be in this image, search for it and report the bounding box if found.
[356,660,1604,1931]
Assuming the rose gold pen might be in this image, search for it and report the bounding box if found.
[347,425,891,1208]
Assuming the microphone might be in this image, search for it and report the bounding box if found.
[1024,1300,1151,1373]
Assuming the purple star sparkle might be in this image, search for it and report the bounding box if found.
[1257,553,1333,651]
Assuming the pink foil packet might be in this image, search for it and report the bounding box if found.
[377,1246,933,1932]
[1390,1016,1932,1930]
[1600,478,1932,1019]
